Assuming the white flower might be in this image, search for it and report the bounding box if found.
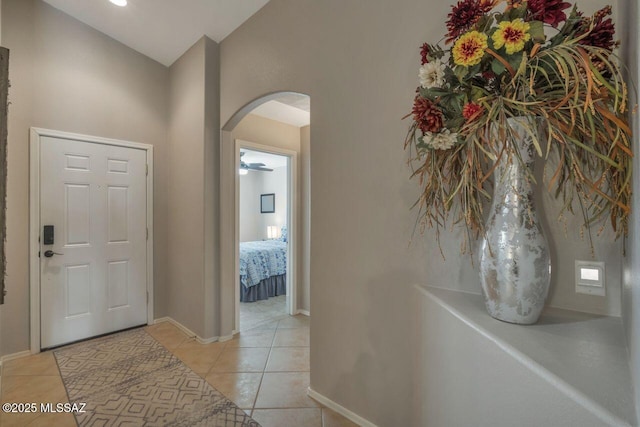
[419,59,447,89]
[424,129,458,150]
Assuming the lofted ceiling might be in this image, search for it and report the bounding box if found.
[40,0,310,127]
[42,0,270,67]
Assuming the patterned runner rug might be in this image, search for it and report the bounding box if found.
[54,328,260,426]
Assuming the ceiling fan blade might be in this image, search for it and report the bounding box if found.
[239,156,272,171]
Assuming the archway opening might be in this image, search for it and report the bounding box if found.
[220,92,311,334]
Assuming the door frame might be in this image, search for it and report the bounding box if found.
[29,127,154,353]
[235,139,298,331]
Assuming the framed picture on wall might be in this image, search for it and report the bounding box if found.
[261,193,275,213]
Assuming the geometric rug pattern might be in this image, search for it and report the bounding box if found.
[54,328,260,426]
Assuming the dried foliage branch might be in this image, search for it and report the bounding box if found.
[405,1,632,254]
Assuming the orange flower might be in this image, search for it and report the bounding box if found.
[453,31,488,67]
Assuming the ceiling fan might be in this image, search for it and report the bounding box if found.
[240,152,273,172]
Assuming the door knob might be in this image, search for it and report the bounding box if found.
[44,250,63,258]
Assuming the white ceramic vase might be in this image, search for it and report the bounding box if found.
[479,116,551,324]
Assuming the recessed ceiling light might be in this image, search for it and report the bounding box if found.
[109,0,127,6]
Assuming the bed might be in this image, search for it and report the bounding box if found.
[239,240,287,302]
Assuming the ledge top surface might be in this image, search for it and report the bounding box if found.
[417,285,637,427]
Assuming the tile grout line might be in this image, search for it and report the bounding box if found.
[250,320,280,415]
[201,337,229,379]
[111,321,310,418]
[238,302,288,416]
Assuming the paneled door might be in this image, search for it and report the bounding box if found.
[39,136,148,349]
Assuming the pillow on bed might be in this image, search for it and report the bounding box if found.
[280,226,287,243]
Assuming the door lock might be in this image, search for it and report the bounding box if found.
[44,250,63,258]
[43,225,55,245]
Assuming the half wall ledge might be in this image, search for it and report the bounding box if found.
[414,285,637,427]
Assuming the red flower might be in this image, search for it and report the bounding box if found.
[420,43,430,65]
[413,97,444,133]
[578,6,617,51]
[446,0,494,43]
[482,70,496,80]
[462,102,483,121]
[527,0,571,28]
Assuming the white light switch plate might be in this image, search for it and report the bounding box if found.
[575,260,605,296]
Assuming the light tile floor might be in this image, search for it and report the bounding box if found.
[239,295,287,331]
[0,315,357,427]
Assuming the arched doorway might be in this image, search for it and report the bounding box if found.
[220,92,311,335]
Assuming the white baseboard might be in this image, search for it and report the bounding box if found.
[218,333,235,343]
[153,317,219,344]
[307,387,377,427]
[1,350,32,366]
[196,336,219,344]
[297,309,310,316]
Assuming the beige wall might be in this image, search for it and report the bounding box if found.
[300,125,310,312]
[261,166,288,237]
[203,37,220,339]
[220,0,627,424]
[167,39,206,338]
[239,172,263,242]
[233,113,301,152]
[0,0,169,356]
[167,37,220,339]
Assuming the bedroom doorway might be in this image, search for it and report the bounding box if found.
[235,141,298,331]
[221,91,310,336]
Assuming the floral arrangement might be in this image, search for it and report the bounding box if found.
[405,0,632,249]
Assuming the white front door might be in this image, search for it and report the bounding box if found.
[39,136,148,349]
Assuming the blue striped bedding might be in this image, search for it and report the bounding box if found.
[239,240,287,288]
